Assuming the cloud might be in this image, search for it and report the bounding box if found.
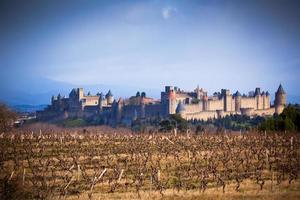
[161,7,177,19]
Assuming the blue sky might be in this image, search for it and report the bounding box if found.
[0,0,300,104]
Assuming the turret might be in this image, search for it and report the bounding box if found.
[221,89,232,112]
[69,88,77,99]
[105,90,114,104]
[167,88,177,114]
[202,95,208,111]
[141,92,146,98]
[275,84,286,114]
[77,88,84,100]
[176,102,186,118]
[140,98,146,118]
[98,92,105,112]
[265,91,271,109]
[51,95,55,104]
[116,98,123,122]
[255,87,263,110]
[195,85,201,99]
[234,91,241,112]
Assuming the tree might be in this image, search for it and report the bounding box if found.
[0,103,17,132]
[195,124,205,134]
[169,114,188,132]
[258,105,300,132]
[280,104,300,131]
[159,119,175,132]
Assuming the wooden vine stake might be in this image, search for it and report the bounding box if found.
[157,170,161,182]
[77,164,81,181]
[8,171,14,182]
[118,169,124,182]
[23,168,26,186]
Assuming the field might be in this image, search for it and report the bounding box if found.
[0,124,300,199]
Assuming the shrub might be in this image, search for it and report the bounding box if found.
[0,103,17,132]
[62,118,87,127]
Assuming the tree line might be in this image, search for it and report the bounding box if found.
[259,104,300,132]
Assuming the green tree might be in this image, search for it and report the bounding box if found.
[159,119,175,132]
[169,114,188,132]
[280,104,300,131]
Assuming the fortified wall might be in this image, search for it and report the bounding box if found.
[37,84,286,124]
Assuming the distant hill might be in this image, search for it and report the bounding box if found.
[11,104,48,113]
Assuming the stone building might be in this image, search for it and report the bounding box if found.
[37,84,286,124]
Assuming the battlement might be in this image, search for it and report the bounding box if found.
[37,84,286,123]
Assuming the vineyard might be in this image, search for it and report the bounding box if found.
[1,125,300,199]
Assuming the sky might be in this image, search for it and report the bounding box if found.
[0,0,300,104]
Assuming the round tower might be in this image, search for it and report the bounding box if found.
[51,95,55,104]
[265,91,271,109]
[140,96,146,118]
[167,89,177,114]
[234,91,241,112]
[98,92,105,112]
[254,88,262,110]
[117,98,123,122]
[105,90,114,104]
[261,91,266,109]
[176,102,186,118]
[275,84,286,114]
[202,95,208,111]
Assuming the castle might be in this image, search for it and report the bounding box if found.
[37,84,287,124]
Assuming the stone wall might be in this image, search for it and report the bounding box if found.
[208,99,223,111]
[184,111,218,121]
[145,104,163,117]
[184,104,202,114]
[240,97,256,109]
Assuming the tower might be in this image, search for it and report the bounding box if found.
[255,87,263,110]
[77,88,84,100]
[140,95,146,118]
[176,102,186,118]
[265,91,271,109]
[51,95,55,105]
[116,98,123,122]
[221,89,232,112]
[195,85,201,99]
[261,91,266,109]
[202,95,208,111]
[234,91,241,112]
[98,92,105,112]
[105,90,114,104]
[167,88,177,115]
[275,84,286,114]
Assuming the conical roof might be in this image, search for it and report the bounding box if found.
[99,92,105,100]
[106,90,113,97]
[254,88,261,96]
[69,88,77,96]
[277,84,285,94]
[234,91,241,97]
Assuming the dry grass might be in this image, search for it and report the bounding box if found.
[66,180,300,200]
